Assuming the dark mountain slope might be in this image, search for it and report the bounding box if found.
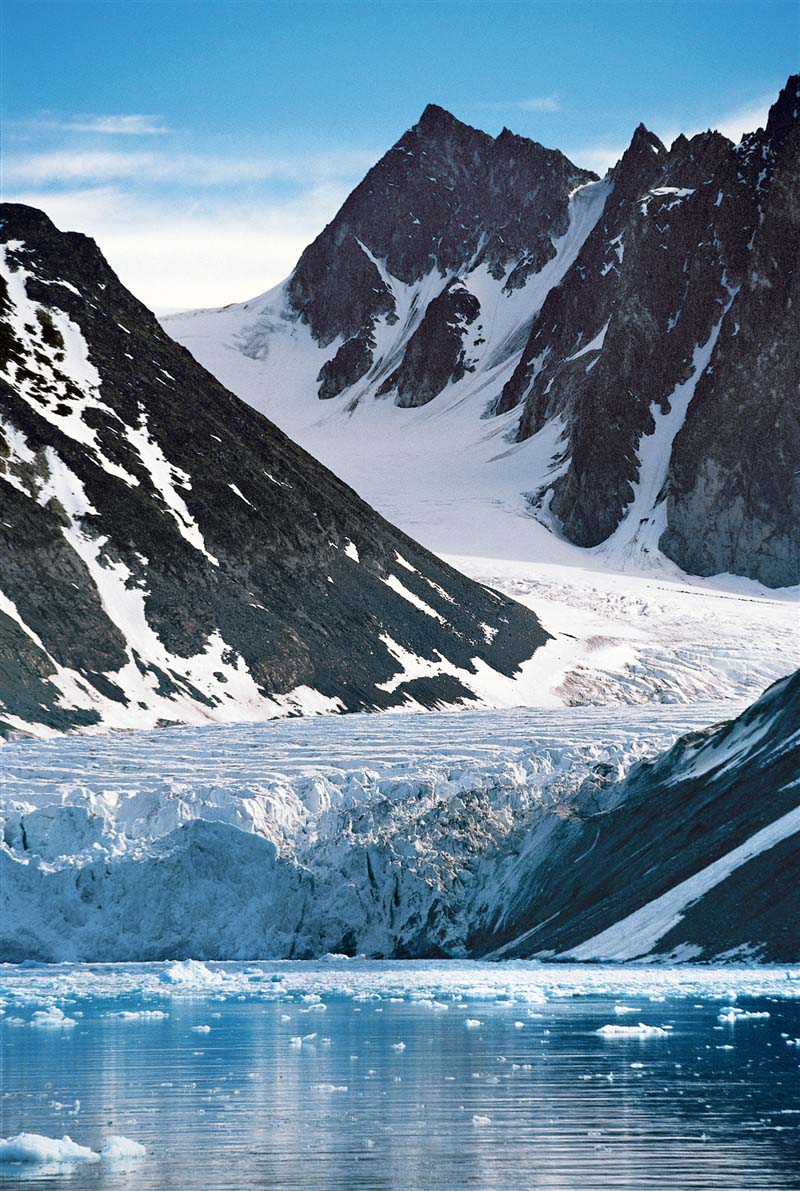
[480,669,800,962]
[288,104,595,398]
[503,76,800,585]
[166,76,799,588]
[0,204,548,735]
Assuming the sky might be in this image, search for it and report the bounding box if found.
[2,0,797,311]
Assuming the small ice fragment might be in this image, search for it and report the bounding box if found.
[391,1042,406,1052]
[472,1115,491,1126]
[101,1136,146,1161]
[30,1007,77,1029]
[191,1025,211,1034]
[718,1008,770,1024]
[596,1023,670,1039]
[465,1019,483,1029]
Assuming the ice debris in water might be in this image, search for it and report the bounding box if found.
[718,1007,771,1023]
[30,1007,77,1029]
[159,960,222,987]
[596,1023,671,1039]
[108,1010,168,1021]
[465,1018,483,1029]
[100,1136,147,1161]
[0,1133,145,1166]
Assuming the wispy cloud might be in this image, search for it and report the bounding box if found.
[2,183,354,311]
[4,146,378,189]
[474,96,561,113]
[659,95,773,148]
[14,113,170,136]
[567,91,776,176]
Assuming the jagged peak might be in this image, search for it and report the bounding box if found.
[765,72,800,144]
[630,122,667,154]
[415,102,482,138]
[609,123,667,193]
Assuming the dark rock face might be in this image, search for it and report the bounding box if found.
[317,331,374,399]
[502,76,799,585]
[167,78,798,588]
[661,80,800,585]
[287,104,595,396]
[0,203,548,734]
[376,280,481,407]
[476,669,800,962]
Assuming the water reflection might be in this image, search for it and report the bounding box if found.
[1,996,798,1188]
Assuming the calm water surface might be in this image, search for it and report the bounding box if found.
[1,970,799,1189]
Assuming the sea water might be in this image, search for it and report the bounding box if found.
[1,961,799,1188]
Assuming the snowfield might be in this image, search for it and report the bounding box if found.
[164,246,798,714]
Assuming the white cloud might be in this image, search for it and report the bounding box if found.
[658,95,773,148]
[567,91,775,177]
[14,113,170,135]
[475,96,560,113]
[566,143,627,175]
[2,184,350,311]
[4,146,378,188]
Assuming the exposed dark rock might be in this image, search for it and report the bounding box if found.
[317,331,375,399]
[475,669,800,962]
[376,280,481,407]
[286,104,595,396]
[498,74,799,584]
[0,203,549,733]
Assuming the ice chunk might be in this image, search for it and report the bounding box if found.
[0,1133,98,1164]
[596,1023,670,1038]
[30,1007,77,1029]
[100,1136,146,1161]
[718,1007,770,1024]
[160,960,222,987]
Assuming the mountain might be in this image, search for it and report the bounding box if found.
[166,76,800,588]
[484,668,800,962]
[2,673,797,962]
[0,203,549,736]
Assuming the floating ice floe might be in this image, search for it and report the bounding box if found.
[30,1007,77,1029]
[717,1007,771,1023]
[596,1023,671,1039]
[0,1132,145,1166]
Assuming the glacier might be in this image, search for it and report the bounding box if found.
[0,699,771,963]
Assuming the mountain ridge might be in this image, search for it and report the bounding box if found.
[166,76,800,588]
[0,202,549,736]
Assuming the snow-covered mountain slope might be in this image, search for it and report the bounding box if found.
[487,668,800,963]
[165,74,800,590]
[1,676,796,962]
[0,203,553,737]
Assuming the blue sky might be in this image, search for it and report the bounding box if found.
[2,0,796,309]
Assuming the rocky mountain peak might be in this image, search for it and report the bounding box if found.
[765,72,800,145]
[610,122,667,194]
